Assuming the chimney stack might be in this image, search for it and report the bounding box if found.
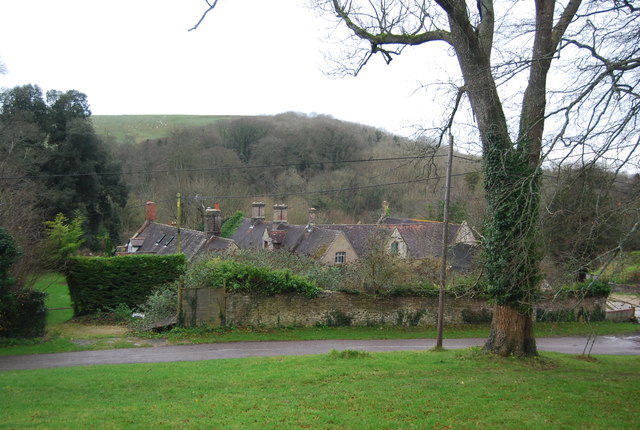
[145,201,157,222]
[273,203,288,224]
[205,205,222,238]
[251,202,266,223]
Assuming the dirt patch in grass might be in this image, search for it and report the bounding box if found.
[53,323,129,337]
[70,337,170,347]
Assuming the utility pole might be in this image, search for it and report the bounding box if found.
[176,192,182,254]
[436,133,454,348]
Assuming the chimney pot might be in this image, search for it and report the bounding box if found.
[308,208,317,226]
[251,201,266,223]
[273,203,288,224]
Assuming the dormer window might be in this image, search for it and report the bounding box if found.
[335,251,346,264]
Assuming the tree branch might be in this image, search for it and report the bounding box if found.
[189,0,221,32]
[331,0,452,46]
[552,0,582,49]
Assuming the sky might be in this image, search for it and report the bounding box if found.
[0,0,457,137]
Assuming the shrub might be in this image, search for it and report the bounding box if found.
[0,289,48,338]
[0,227,22,293]
[559,279,612,297]
[0,228,47,338]
[448,275,489,298]
[183,258,320,298]
[43,213,85,270]
[220,211,245,238]
[130,284,178,332]
[65,254,186,315]
[384,283,439,297]
[216,249,342,290]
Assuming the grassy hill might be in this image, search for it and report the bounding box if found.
[92,114,235,144]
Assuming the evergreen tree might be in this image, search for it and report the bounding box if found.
[0,85,128,249]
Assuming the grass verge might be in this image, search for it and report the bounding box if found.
[1,321,637,357]
[1,349,638,429]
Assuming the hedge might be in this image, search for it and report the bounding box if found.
[65,254,187,315]
[558,279,612,297]
[183,259,321,298]
[0,289,47,338]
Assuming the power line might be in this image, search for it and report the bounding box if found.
[192,171,477,201]
[0,154,476,182]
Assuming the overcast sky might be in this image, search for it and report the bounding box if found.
[0,0,458,136]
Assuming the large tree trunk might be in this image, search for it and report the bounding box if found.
[484,304,538,357]
[324,0,582,357]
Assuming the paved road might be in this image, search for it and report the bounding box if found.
[1,335,639,371]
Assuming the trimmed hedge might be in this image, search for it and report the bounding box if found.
[558,279,612,297]
[0,289,47,338]
[65,254,187,315]
[183,259,320,298]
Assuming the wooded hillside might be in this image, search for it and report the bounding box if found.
[102,113,486,235]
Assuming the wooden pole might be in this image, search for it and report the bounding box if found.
[176,192,182,254]
[436,133,454,348]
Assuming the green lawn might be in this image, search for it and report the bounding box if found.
[1,349,638,429]
[32,272,73,324]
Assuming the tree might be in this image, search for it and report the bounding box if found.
[193,0,640,355]
[0,85,129,250]
[0,227,47,338]
[43,213,85,270]
[0,226,22,293]
[543,164,622,282]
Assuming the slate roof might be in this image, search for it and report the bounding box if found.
[126,221,235,261]
[231,219,268,250]
[130,222,207,261]
[202,236,237,252]
[230,219,343,259]
[388,223,461,259]
[317,224,391,257]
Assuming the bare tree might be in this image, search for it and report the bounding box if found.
[192,0,640,356]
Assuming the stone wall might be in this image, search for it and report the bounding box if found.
[179,288,607,328]
[611,283,640,295]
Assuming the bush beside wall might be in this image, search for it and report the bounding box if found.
[0,289,47,338]
[183,259,320,298]
[65,254,186,315]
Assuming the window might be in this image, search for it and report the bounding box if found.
[164,236,175,247]
[155,233,167,245]
[390,241,399,255]
[335,251,346,264]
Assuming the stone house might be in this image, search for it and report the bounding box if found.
[120,200,477,269]
[230,203,358,265]
[230,202,477,269]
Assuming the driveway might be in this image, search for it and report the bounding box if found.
[1,334,639,371]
